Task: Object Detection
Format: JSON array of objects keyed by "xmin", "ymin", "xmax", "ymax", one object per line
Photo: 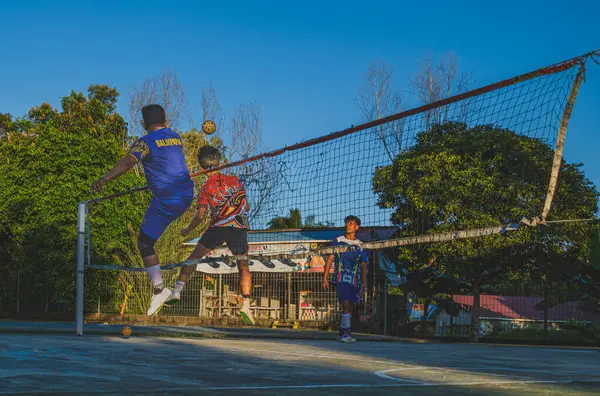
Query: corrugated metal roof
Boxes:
[{"xmin": 451, "ymin": 295, "xmax": 600, "ymax": 322}]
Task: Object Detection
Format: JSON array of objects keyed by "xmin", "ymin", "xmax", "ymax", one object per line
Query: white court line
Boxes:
[
  {"xmin": 536, "ymin": 348, "xmax": 596, "ymax": 354},
  {"xmin": 195, "ymin": 379, "xmax": 600, "ymax": 390},
  {"xmin": 374, "ymin": 368, "xmax": 428, "ymax": 383},
  {"xmin": 1, "ymin": 379, "xmax": 600, "ymax": 394},
  {"xmin": 186, "ymin": 342, "xmax": 595, "ymax": 385},
  {"xmin": 191, "ymin": 342, "xmax": 598, "ymax": 380},
  {"xmin": 375, "ymin": 367, "xmax": 534, "ymax": 382},
  {"xmin": 0, "ymin": 369, "xmax": 120, "ymax": 381},
  {"xmin": 374, "ymin": 366, "xmax": 429, "ymax": 382}
]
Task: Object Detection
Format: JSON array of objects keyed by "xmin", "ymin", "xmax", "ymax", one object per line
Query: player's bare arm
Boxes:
[
  {"xmin": 181, "ymin": 206, "xmax": 208, "ymax": 236},
  {"xmin": 90, "ymin": 154, "xmax": 138, "ymax": 193},
  {"xmin": 322, "ymin": 254, "xmax": 334, "ymax": 290},
  {"xmin": 360, "ymin": 261, "xmax": 367, "ymax": 293}
]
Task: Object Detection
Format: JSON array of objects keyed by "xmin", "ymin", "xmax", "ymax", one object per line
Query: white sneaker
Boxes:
[
  {"xmin": 147, "ymin": 287, "xmax": 171, "ymax": 316},
  {"xmin": 165, "ymin": 290, "xmax": 181, "ymax": 305},
  {"xmin": 339, "ymin": 334, "xmax": 356, "ymax": 343},
  {"xmin": 239, "ymin": 306, "xmax": 255, "ymax": 325}
]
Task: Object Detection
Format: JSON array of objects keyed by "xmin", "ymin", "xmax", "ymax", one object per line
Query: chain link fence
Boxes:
[{"xmin": 91, "ymin": 269, "xmax": 376, "ymax": 327}]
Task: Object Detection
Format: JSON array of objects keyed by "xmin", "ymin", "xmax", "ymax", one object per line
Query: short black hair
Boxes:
[
  {"xmin": 142, "ymin": 104, "xmax": 166, "ymax": 128},
  {"xmin": 197, "ymin": 145, "xmax": 221, "ymax": 169},
  {"xmin": 344, "ymin": 215, "xmax": 361, "ymax": 226}
]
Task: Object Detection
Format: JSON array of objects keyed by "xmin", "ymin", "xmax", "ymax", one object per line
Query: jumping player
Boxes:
[
  {"xmin": 91, "ymin": 104, "xmax": 194, "ymax": 316},
  {"xmin": 167, "ymin": 145, "xmax": 255, "ymax": 325},
  {"xmin": 322, "ymin": 215, "xmax": 368, "ymax": 342}
]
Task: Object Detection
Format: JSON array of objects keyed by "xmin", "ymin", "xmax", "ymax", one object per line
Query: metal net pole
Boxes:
[{"xmin": 76, "ymin": 202, "xmax": 86, "ymax": 335}]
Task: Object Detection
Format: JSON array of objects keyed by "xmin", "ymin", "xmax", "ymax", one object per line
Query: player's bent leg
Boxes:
[
  {"xmin": 229, "ymin": 228, "xmax": 254, "ymax": 325},
  {"xmin": 166, "ymin": 244, "xmax": 213, "ymax": 305},
  {"xmin": 138, "ymin": 231, "xmax": 171, "ymax": 313},
  {"xmin": 238, "ymin": 260, "xmax": 252, "ymax": 297},
  {"xmin": 140, "ymin": 197, "xmax": 189, "ymax": 316},
  {"xmin": 167, "ymin": 228, "xmax": 223, "ymax": 304},
  {"xmin": 179, "ymin": 243, "xmax": 213, "ymax": 281},
  {"xmin": 237, "ymin": 260, "xmax": 255, "ymax": 325},
  {"xmin": 158, "ymin": 190, "xmax": 194, "ymax": 307}
]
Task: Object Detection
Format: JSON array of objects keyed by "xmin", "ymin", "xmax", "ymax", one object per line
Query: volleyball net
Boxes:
[{"xmin": 75, "ymin": 50, "xmax": 599, "ymax": 333}]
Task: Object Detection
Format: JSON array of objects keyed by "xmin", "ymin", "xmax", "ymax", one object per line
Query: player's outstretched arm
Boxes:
[
  {"xmin": 90, "ymin": 154, "xmax": 138, "ymax": 193},
  {"xmin": 181, "ymin": 206, "xmax": 208, "ymax": 236}
]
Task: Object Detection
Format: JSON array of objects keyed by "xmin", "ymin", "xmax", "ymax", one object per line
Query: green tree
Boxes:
[
  {"xmin": 0, "ymin": 85, "xmax": 146, "ymax": 311},
  {"xmin": 268, "ymin": 209, "xmax": 302, "ymax": 229},
  {"xmin": 180, "ymin": 128, "xmax": 225, "ymax": 175},
  {"xmin": 372, "ymin": 121, "xmax": 598, "ymax": 341},
  {"xmin": 267, "ymin": 209, "xmax": 333, "ymax": 230}
]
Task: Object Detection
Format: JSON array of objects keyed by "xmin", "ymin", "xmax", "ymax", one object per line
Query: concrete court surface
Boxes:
[{"xmin": 1, "ymin": 332, "xmax": 600, "ymax": 395}]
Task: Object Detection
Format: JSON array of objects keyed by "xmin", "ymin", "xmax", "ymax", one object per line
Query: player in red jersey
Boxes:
[{"xmin": 166, "ymin": 146, "xmax": 255, "ymax": 325}]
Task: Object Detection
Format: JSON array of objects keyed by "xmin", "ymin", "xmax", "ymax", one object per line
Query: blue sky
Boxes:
[{"xmin": 1, "ymin": 0, "xmax": 599, "ymax": 190}]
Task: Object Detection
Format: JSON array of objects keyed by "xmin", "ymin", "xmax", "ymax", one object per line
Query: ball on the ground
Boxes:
[
  {"xmin": 202, "ymin": 120, "xmax": 217, "ymax": 135},
  {"xmin": 122, "ymin": 326, "xmax": 132, "ymax": 337}
]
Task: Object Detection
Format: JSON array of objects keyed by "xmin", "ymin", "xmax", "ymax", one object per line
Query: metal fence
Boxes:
[
  {"xmin": 5, "ymin": 266, "xmax": 598, "ymax": 340},
  {"xmin": 390, "ymin": 293, "xmax": 600, "ymax": 338},
  {"xmin": 0, "ymin": 271, "xmax": 74, "ymax": 315},
  {"xmin": 91, "ymin": 270, "xmax": 376, "ymax": 326}
]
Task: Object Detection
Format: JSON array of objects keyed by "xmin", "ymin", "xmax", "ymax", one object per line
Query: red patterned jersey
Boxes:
[{"xmin": 197, "ymin": 173, "xmax": 249, "ymax": 229}]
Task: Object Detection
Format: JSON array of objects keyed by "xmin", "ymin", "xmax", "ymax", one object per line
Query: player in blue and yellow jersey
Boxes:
[
  {"xmin": 322, "ymin": 215, "xmax": 368, "ymax": 342},
  {"xmin": 91, "ymin": 104, "xmax": 194, "ymax": 316}
]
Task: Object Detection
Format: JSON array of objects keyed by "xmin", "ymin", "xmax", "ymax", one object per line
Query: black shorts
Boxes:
[{"xmin": 198, "ymin": 227, "xmax": 249, "ymax": 255}]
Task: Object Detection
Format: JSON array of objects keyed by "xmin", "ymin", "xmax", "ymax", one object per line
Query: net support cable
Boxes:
[{"xmin": 541, "ymin": 64, "xmax": 586, "ymax": 220}]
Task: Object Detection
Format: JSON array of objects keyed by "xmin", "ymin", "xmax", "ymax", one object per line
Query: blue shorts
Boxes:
[
  {"xmin": 140, "ymin": 194, "xmax": 193, "ymax": 241},
  {"xmin": 337, "ymin": 283, "xmax": 361, "ymax": 304}
]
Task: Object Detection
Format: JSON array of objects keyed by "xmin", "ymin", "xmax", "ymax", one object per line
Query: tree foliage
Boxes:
[
  {"xmin": 372, "ymin": 121, "xmax": 599, "ymax": 340},
  {"xmin": 267, "ymin": 208, "xmax": 333, "ymax": 230},
  {"xmin": 0, "ymin": 86, "xmax": 146, "ymax": 307}
]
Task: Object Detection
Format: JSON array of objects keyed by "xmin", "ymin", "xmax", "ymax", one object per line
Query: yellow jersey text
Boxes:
[{"xmin": 155, "ymin": 138, "xmax": 182, "ymax": 148}]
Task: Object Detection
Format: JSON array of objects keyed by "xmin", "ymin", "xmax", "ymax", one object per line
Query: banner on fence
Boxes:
[{"xmin": 186, "ymin": 228, "xmax": 398, "ymax": 274}]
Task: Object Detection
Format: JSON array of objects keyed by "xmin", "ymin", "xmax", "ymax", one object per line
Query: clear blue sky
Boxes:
[{"xmin": 1, "ymin": 0, "xmax": 599, "ymax": 189}]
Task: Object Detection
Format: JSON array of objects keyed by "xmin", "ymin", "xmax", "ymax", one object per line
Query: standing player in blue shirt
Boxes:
[
  {"xmin": 322, "ymin": 215, "xmax": 368, "ymax": 342},
  {"xmin": 91, "ymin": 104, "xmax": 194, "ymax": 316}
]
